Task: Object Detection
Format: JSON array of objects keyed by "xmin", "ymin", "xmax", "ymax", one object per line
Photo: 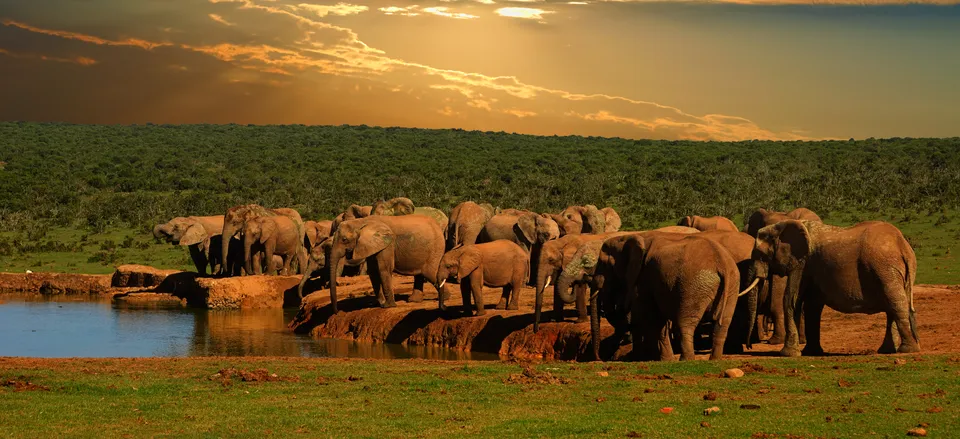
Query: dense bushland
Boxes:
[{"xmin": 1, "ymin": 122, "xmax": 958, "ymax": 233}]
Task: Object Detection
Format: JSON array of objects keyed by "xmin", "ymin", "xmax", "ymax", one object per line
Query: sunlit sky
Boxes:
[{"xmin": 1, "ymin": 0, "xmax": 959, "ymax": 140}]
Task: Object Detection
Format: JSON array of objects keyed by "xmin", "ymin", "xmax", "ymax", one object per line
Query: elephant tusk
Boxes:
[
  {"xmin": 738, "ymin": 277, "xmax": 760, "ymax": 297},
  {"xmin": 438, "ymin": 279, "xmax": 446, "ymax": 289},
  {"xmin": 544, "ymin": 275, "xmax": 551, "ymax": 290}
]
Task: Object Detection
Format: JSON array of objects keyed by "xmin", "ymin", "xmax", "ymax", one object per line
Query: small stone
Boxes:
[
  {"xmin": 660, "ymin": 407, "xmax": 674, "ymax": 414},
  {"xmin": 724, "ymin": 368, "xmax": 745, "ymax": 378},
  {"xmin": 597, "ymin": 371, "xmax": 609, "ymax": 377},
  {"xmin": 894, "ymin": 359, "xmax": 907, "ymax": 365},
  {"xmin": 703, "ymin": 391, "xmax": 719, "ymax": 401},
  {"xmin": 907, "ymin": 427, "xmax": 928, "ymax": 437},
  {"xmin": 700, "ymin": 422, "xmax": 711, "ymax": 428},
  {"xmin": 703, "ymin": 406, "xmax": 720, "ymax": 416},
  {"xmin": 626, "ymin": 432, "xmax": 642, "ymax": 438}
]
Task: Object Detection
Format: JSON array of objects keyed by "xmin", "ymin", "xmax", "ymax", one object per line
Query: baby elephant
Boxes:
[{"xmin": 436, "ymin": 240, "xmax": 529, "ymax": 316}]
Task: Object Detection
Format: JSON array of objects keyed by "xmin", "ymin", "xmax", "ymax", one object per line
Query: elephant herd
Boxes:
[{"xmin": 154, "ymin": 201, "xmax": 921, "ymax": 361}]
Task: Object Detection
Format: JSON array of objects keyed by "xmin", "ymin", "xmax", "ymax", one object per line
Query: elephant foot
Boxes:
[
  {"xmin": 878, "ymin": 341, "xmax": 897, "ymax": 355},
  {"xmin": 575, "ymin": 316, "xmax": 588, "ymax": 324},
  {"xmin": 379, "ymin": 299, "xmax": 397, "ymax": 308},
  {"xmin": 506, "ymin": 303, "xmax": 519, "ymax": 311},
  {"xmin": 495, "ymin": 300, "xmax": 507, "ymax": 310},
  {"xmin": 801, "ymin": 345, "xmax": 825, "ymax": 357},
  {"xmin": 766, "ymin": 334, "xmax": 785, "ymax": 345},
  {"xmin": 897, "ymin": 343, "xmax": 920, "ymax": 354},
  {"xmin": 779, "ymin": 346, "xmax": 802, "ymax": 357},
  {"xmin": 408, "ymin": 290, "xmax": 424, "ymax": 303},
  {"xmin": 472, "ymin": 308, "xmax": 486, "ymax": 317}
]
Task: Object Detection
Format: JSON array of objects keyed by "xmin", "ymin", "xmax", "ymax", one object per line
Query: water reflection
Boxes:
[{"xmin": 0, "ymin": 296, "xmax": 498, "ymax": 360}]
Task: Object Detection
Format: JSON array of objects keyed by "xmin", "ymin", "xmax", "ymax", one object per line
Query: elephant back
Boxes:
[{"xmin": 413, "ymin": 207, "xmax": 449, "ymax": 234}]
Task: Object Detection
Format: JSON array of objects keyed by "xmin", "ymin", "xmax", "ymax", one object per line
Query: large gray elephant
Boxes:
[
  {"xmin": 752, "ymin": 220, "xmax": 919, "ymax": 357},
  {"xmin": 242, "ymin": 215, "xmax": 307, "ymax": 276},
  {"xmin": 219, "ymin": 204, "xmax": 304, "ymax": 276},
  {"xmin": 742, "ymin": 207, "xmax": 821, "ymax": 344},
  {"xmin": 447, "ymin": 201, "xmax": 496, "ymax": 250},
  {"xmin": 327, "ymin": 215, "xmax": 446, "ymax": 312},
  {"xmin": 479, "ymin": 210, "xmax": 560, "ymax": 286},
  {"xmin": 153, "ymin": 215, "xmax": 242, "ymax": 275}
]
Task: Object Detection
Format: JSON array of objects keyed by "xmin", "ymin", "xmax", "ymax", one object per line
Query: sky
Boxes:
[{"xmin": 1, "ymin": 0, "xmax": 959, "ymax": 141}]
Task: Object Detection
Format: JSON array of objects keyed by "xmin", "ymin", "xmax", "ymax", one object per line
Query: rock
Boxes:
[
  {"xmin": 703, "ymin": 391, "xmax": 719, "ymax": 401},
  {"xmin": 724, "ymin": 368, "xmax": 745, "ymax": 378},
  {"xmin": 194, "ymin": 275, "xmax": 302, "ymax": 309},
  {"xmin": 703, "ymin": 406, "xmax": 720, "ymax": 416},
  {"xmin": 700, "ymin": 422, "xmax": 711, "ymax": 428},
  {"xmin": 111, "ymin": 265, "xmax": 181, "ymax": 288},
  {"xmin": 894, "ymin": 358, "xmax": 907, "ymax": 365},
  {"xmin": 659, "ymin": 407, "xmax": 674, "ymax": 414},
  {"xmin": 597, "ymin": 371, "xmax": 609, "ymax": 377},
  {"xmin": 0, "ymin": 272, "xmax": 112, "ymax": 295},
  {"xmin": 907, "ymin": 427, "xmax": 928, "ymax": 437}
]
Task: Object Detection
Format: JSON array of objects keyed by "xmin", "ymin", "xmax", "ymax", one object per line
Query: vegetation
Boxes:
[
  {"xmin": 0, "ymin": 123, "xmax": 957, "ymax": 280},
  {"xmin": 0, "ymin": 355, "xmax": 956, "ymax": 438}
]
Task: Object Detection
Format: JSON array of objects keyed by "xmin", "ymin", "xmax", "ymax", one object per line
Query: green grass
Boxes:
[{"xmin": 0, "ymin": 356, "xmax": 957, "ymax": 438}]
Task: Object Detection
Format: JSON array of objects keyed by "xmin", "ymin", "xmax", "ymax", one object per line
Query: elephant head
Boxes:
[
  {"xmin": 243, "ymin": 217, "xmax": 280, "ymax": 275},
  {"xmin": 601, "ymin": 207, "xmax": 621, "ymax": 232},
  {"xmin": 533, "ymin": 238, "xmax": 569, "ymax": 333},
  {"xmin": 515, "ymin": 213, "xmax": 560, "ymax": 249},
  {"xmin": 544, "ymin": 213, "xmax": 578, "ymax": 236},
  {"xmin": 304, "ymin": 220, "xmax": 332, "ymax": 250},
  {"xmin": 298, "ymin": 238, "xmax": 331, "ymax": 299},
  {"xmin": 155, "ymin": 216, "xmax": 210, "ymax": 254},
  {"xmin": 752, "ymin": 220, "xmax": 810, "ymax": 278},
  {"xmin": 560, "ymin": 205, "xmax": 607, "ymax": 234},
  {"xmin": 371, "ymin": 197, "xmax": 415, "ymax": 216},
  {"xmin": 328, "ymin": 219, "xmax": 395, "ymax": 312},
  {"xmin": 344, "ymin": 204, "xmax": 373, "ymax": 221},
  {"xmin": 555, "ymin": 240, "xmax": 605, "ymax": 358}
]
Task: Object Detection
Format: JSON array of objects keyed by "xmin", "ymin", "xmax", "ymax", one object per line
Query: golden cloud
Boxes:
[
  {"xmin": 422, "ymin": 7, "xmax": 480, "ymax": 19},
  {"xmin": 208, "ymin": 14, "xmax": 237, "ymax": 26},
  {"xmin": 294, "ymin": 3, "xmax": 369, "ymax": 17},
  {"xmin": 2, "ymin": 20, "xmax": 171, "ymax": 50},
  {"xmin": 379, "ymin": 6, "xmax": 421, "ymax": 16},
  {"xmin": 494, "ymin": 7, "xmax": 554, "ymax": 22},
  {"xmin": 0, "ymin": 47, "xmax": 97, "ymax": 66}
]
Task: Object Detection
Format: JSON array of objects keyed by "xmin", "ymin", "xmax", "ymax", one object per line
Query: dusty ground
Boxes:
[{"xmin": 293, "ymin": 276, "xmax": 960, "ymax": 360}]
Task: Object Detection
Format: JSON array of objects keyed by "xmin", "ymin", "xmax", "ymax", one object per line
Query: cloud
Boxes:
[
  {"xmin": 2, "ymin": 19, "xmax": 171, "ymax": 50},
  {"xmin": 495, "ymin": 7, "xmax": 554, "ymax": 22},
  {"xmin": 422, "ymin": 7, "xmax": 480, "ymax": 19},
  {"xmin": 0, "ymin": 47, "xmax": 97, "ymax": 66},
  {"xmin": 379, "ymin": 5, "xmax": 422, "ymax": 15},
  {"xmin": 294, "ymin": 3, "xmax": 369, "ymax": 17},
  {"xmin": 3, "ymin": 2, "xmax": 816, "ymax": 141},
  {"xmin": 208, "ymin": 14, "xmax": 236, "ymax": 26}
]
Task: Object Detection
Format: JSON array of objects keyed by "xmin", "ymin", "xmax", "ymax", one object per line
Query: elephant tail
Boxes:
[
  {"xmin": 904, "ymin": 253, "xmax": 919, "ymax": 344},
  {"xmin": 711, "ymin": 269, "xmax": 736, "ymax": 324}
]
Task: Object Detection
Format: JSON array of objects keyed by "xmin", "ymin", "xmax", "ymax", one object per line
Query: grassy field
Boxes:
[{"xmin": 0, "ymin": 355, "xmax": 957, "ymax": 438}]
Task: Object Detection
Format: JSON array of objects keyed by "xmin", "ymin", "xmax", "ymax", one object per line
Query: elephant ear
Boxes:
[
  {"xmin": 457, "ymin": 248, "xmax": 482, "ymax": 280},
  {"xmin": 388, "ymin": 197, "xmax": 415, "ymax": 216},
  {"xmin": 538, "ymin": 215, "xmax": 560, "ymax": 242},
  {"xmin": 745, "ymin": 209, "xmax": 769, "ymax": 237},
  {"xmin": 583, "ymin": 205, "xmax": 606, "ymax": 234},
  {"xmin": 479, "ymin": 203, "xmax": 496, "ymax": 220},
  {"xmin": 180, "ymin": 223, "xmax": 207, "ymax": 247},
  {"xmin": 258, "ymin": 219, "xmax": 278, "ymax": 245},
  {"xmin": 516, "ymin": 213, "xmax": 538, "ymax": 245},
  {"xmin": 678, "ymin": 216, "xmax": 693, "ymax": 227},
  {"xmin": 354, "ymin": 222, "xmax": 394, "ymax": 260},
  {"xmin": 774, "ymin": 220, "xmax": 810, "ymax": 270},
  {"xmin": 347, "ymin": 204, "xmax": 367, "ymax": 219},
  {"xmin": 601, "ymin": 207, "xmax": 621, "ymax": 232}
]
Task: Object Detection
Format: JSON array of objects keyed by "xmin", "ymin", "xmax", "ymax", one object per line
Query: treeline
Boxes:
[{"xmin": 1, "ymin": 122, "xmax": 958, "ymax": 234}]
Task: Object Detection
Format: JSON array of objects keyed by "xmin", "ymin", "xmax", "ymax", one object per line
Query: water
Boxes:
[{"xmin": 0, "ymin": 296, "xmax": 498, "ymax": 360}]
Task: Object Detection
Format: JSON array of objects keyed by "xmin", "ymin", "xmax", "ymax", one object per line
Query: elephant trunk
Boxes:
[
  {"xmin": 590, "ymin": 288, "xmax": 601, "ymax": 361},
  {"xmin": 555, "ymin": 272, "xmax": 579, "ymax": 304},
  {"xmin": 298, "ymin": 258, "xmax": 316, "ymax": 299},
  {"xmin": 533, "ymin": 262, "xmax": 555, "ymax": 333},
  {"xmin": 153, "ymin": 224, "xmax": 168, "ymax": 241},
  {"xmin": 328, "ymin": 244, "xmax": 345, "ymax": 313},
  {"xmin": 743, "ymin": 260, "xmax": 759, "ymax": 349},
  {"xmin": 221, "ymin": 222, "xmax": 238, "ymax": 276},
  {"xmin": 243, "ymin": 233, "xmax": 256, "ymax": 276},
  {"xmin": 436, "ymin": 266, "xmax": 450, "ymax": 311}
]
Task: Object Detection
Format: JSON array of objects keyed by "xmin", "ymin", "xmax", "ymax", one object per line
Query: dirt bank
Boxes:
[
  {"xmin": 292, "ymin": 278, "xmax": 960, "ymax": 361},
  {"xmin": 0, "ymin": 272, "xmax": 112, "ymax": 296}
]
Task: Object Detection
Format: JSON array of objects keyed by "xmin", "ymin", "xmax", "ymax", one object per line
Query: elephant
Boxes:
[
  {"xmin": 304, "ymin": 220, "xmax": 332, "ymax": 250},
  {"xmin": 751, "ymin": 219, "xmax": 919, "ymax": 357},
  {"xmin": 242, "ymin": 215, "xmax": 308, "ymax": 276},
  {"xmin": 435, "ymin": 240, "xmax": 529, "ymax": 315},
  {"xmin": 678, "ymin": 215, "xmax": 739, "ymax": 232},
  {"xmin": 478, "ymin": 210, "xmax": 560, "ymax": 286},
  {"xmin": 557, "ymin": 205, "xmax": 608, "ymax": 235},
  {"xmin": 532, "ymin": 226, "xmax": 700, "ymax": 333},
  {"xmin": 742, "ymin": 207, "xmax": 821, "ymax": 344},
  {"xmin": 298, "ymin": 238, "xmax": 332, "ymax": 299},
  {"xmin": 327, "ymin": 214, "xmax": 446, "ymax": 313},
  {"xmin": 371, "ymin": 197, "xmax": 415, "ymax": 216},
  {"xmin": 153, "ymin": 215, "xmax": 242, "ymax": 275},
  {"xmin": 601, "ymin": 207, "xmax": 622, "ymax": 233},
  {"xmin": 447, "ymin": 201, "xmax": 496, "ymax": 250},
  {"xmin": 219, "ymin": 204, "xmax": 304, "ymax": 276},
  {"xmin": 412, "ymin": 207, "xmax": 449, "ymax": 240}
]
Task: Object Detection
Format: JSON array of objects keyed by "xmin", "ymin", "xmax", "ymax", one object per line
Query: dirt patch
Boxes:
[
  {"xmin": 2, "ymin": 377, "xmax": 50, "ymax": 392},
  {"xmin": 0, "ymin": 272, "xmax": 111, "ymax": 295},
  {"xmin": 209, "ymin": 368, "xmax": 300, "ymax": 384},
  {"xmin": 194, "ymin": 275, "xmax": 301, "ymax": 309},
  {"xmin": 111, "ymin": 265, "xmax": 181, "ymax": 288},
  {"xmin": 504, "ymin": 366, "xmax": 572, "ymax": 385}
]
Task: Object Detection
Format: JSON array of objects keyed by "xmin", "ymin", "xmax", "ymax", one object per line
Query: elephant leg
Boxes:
[
  {"xmin": 373, "ymin": 256, "xmax": 396, "ymax": 308},
  {"xmin": 768, "ymin": 276, "xmax": 786, "ymax": 345},
  {"xmin": 369, "ymin": 263, "xmax": 382, "ymax": 301},
  {"xmin": 409, "ymin": 275, "xmax": 425, "ymax": 303},
  {"xmin": 779, "ymin": 271, "xmax": 804, "ymax": 357},
  {"xmin": 800, "ymin": 294, "xmax": 825, "ymax": 356},
  {"xmin": 188, "ymin": 245, "xmax": 208, "ymax": 275},
  {"xmin": 797, "ymin": 308, "xmax": 807, "ymax": 345},
  {"xmin": 575, "ymin": 283, "xmax": 588, "ymax": 323},
  {"xmin": 677, "ymin": 321, "xmax": 696, "ymax": 361},
  {"xmin": 658, "ymin": 319, "xmax": 675, "ymax": 362},
  {"xmin": 552, "ymin": 286, "xmax": 565, "ymax": 323},
  {"xmin": 710, "ymin": 314, "xmax": 734, "ymax": 361},
  {"xmin": 495, "ymin": 278, "xmax": 508, "ymax": 311},
  {"xmin": 460, "ymin": 280, "xmax": 474, "ymax": 316},
  {"xmin": 879, "ymin": 314, "xmax": 898, "ymax": 354},
  {"xmin": 470, "ymin": 275, "xmax": 485, "ymax": 316}
]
